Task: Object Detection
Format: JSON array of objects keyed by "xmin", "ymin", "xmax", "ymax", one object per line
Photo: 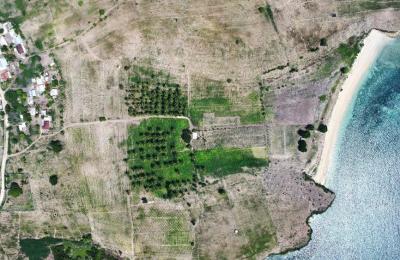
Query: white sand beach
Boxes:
[{"xmin": 314, "ymin": 30, "xmax": 394, "ymax": 185}]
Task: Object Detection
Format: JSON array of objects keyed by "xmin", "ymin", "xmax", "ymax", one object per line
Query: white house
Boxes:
[
  {"xmin": 50, "ymin": 88, "xmax": 58, "ymax": 98},
  {"xmin": 0, "ymin": 56, "xmax": 8, "ymax": 70},
  {"xmin": 29, "ymin": 107, "xmax": 36, "ymax": 117},
  {"xmin": 18, "ymin": 122, "xmax": 27, "ymax": 132}
]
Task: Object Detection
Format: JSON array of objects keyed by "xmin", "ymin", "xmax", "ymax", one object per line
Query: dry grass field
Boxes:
[{"xmin": 0, "ymin": 0, "xmax": 399, "ymax": 259}]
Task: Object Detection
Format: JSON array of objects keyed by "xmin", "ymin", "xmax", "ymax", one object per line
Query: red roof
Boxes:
[
  {"xmin": 42, "ymin": 120, "xmax": 50, "ymax": 130},
  {"xmin": 16, "ymin": 44, "xmax": 24, "ymax": 54},
  {"xmin": 0, "ymin": 71, "xmax": 9, "ymax": 81}
]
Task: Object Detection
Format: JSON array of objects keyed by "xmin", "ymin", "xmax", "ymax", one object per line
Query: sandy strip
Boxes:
[{"xmin": 314, "ymin": 30, "xmax": 394, "ymax": 185}]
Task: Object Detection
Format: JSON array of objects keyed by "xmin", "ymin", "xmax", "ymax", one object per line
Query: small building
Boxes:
[
  {"xmin": 192, "ymin": 132, "xmax": 199, "ymax": 140},
  {"xmin": 41, "ymin": 116, "xmax": 52, "ymax": 133},
  {"xmin": 32, "ymin": 76, "xmax": 46, "ymax": 94},
  {"xmin": 18, "ymin": 122, "xmax": 27, "ymax": 132},
  {"xmin": 0, "ymin": 56, "xmax": 8, "ymax": 70},
  {"xmin": 15, "ymin": 43, "xmax": 26, "ymax": 55},
  {"xmin": 0, "ymin": 22, "xmax": 11, "ymax": 36},
  {"xmin": 50, "ymin": 88, "xmax": 58, "ymax": 98},
  {"xmin": 0, "ymin": 36, "xmax": 7, "ymax": 46},
  {"xmin": 29, "ymin": 107, "xmax": 36, "ymax": 117},
  {"xmin": 27, "ymin": 96, "xmax": 34, "ymax": 105},
  {"xmin": 0, "ymin": 70, "xmax": 10, "ymax": 82},
  {"xmin": 28, "ymin": 89, "xmax": 37, "ymax": 97}
]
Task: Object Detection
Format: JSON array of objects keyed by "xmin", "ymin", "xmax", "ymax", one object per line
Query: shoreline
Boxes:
[{"xmin": 313, "ymin": 29, "xmax": 394, "ymax": 185}]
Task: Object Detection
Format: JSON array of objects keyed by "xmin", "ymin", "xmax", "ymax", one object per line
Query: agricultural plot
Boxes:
[
  {"xmin": 126, "ymin": 118, "xmax": 269, "ymax": 197},
  {"xmin": 126, "ymin": 118, "xmax": 196, "ymax": 198},
  {"xmin": 189, "ymin": 85, "xmax": 266, "ymax": 126},
  {"xmin": 195, "ymin": 147, "xmax": 268, "ymax": 178},
  {"xmin": 124, "ymin": 65, "xmax": 187, "ymax": 116},
  {"xmin": 132, "ymin": 204, "xmax": 193, "ymax": 259}
]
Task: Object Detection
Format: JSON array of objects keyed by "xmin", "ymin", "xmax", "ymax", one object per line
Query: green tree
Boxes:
[
  {"xmin": 297, "ymin": 139, "xmax": 307, "ymax": 152},
  {"xmin": 9, "ymin": 182, "xmax": 23, "ymax": 197},
  {"xmin": 48, "ymin": 140, "xmax": 63, "ymax": 153},
  {"xmin": 317, "ymin": 123, "xmax": 328, "ymax": 133},
  {"xmin": 49, "ymin": 175, "xmax": 58, "ymax": 185},
  {"xmin": 297, "ymin": 129, "xmax": 311, "ymax": 138}
]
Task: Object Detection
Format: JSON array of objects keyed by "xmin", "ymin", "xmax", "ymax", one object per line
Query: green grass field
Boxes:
[{"xmin": 195, "ymin": 147, "xmax": 268, "ymax": 177}]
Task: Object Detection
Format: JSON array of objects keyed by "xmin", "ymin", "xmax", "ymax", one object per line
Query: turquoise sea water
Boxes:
[{"xmin": 272, "ymin": 37, "xmax": 400, "ymax": 259}]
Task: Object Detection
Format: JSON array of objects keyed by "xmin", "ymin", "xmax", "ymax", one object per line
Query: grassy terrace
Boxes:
[
  {"xmin": 195, "ymin": 147, "xmax": 268, "ymax": 178},
  {"xmin": 126, "ymin": 118, "xmax": 196, "ymax": 198},
  {"xmin": 189, "ymin": 91, "xmax": 265, "ymax": 125}
]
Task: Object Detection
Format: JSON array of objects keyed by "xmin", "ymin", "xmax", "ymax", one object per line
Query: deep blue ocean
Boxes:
[{"xmin": 271, "ymin": 37, "xmax": 400, "ymax": 259}]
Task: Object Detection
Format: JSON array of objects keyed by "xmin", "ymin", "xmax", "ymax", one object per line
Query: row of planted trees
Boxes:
[{"xmin": 123, "ymin": 66, "xmax": 187, "ymax": 116}]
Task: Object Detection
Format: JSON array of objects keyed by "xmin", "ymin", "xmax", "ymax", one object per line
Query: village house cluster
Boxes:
[
  {"xmin": 0, "ymin": 22, "xmax": 26, "ymax": 82},
  {"xmin": 0, "ymin": 22, "xmax": 61, "ymax": 135},
  {"xmin": 25, "ymin": 68, "xmax": 60, "ymax": 134}
]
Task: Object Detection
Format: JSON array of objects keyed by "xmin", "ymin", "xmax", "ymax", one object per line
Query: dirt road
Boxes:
[{"xmin": 0, "ymin": 88, "xmax": 9, "ymax": 206}]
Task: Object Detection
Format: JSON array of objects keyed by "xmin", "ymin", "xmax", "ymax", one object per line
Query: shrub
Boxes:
[
  {"xmin": 305, "ymin": 124, "xmax": 314, "ymax": 131},
  {"xmin": 181, "ymin": 128, "xmax": 192, "ymax": 144},
  {"xmin": 297, "ymin": 129, "xmax": 311, "ymax": 138},
  {"xmin": 99, "ymin": 9, "xmax": 105, "ymax": 16},
  {"xmin": 49, "ymin": 175, "xmax": 58, "ymax": 185},
  {"xmin": 48, "ymin": 140, "xmax": 63, "ymax": 153},
  {"xmin": 99, "ymin": 116, "xmax": 107, "ymax": 121},
  {"xmin": 317, "ymin": 123, "xmax": 328, "ymax": 133},
  {"xmin": 340, "ymin": 66, "xmax": 349, "ymax": 74},
  {"xmin": 319, "ymin": 95, "xmax": 327, "ymax": 102},
  {"xmin": 217, "ymin": 187, "xmax": 226, "ymax": 194},
  {"xmin": 297, "ymin": 139, "xmax": 307, "ymax": 152},
  {"xmin": 34, "ymin": 39, "xmax": 44, "ymax": 50},
  {"xmin": 320, "ymin": 38, "xmax": 328, "ymax": 46},
  {"xmin": 9, "ymin": 182, "xmax": 23, "ymax": 197}
]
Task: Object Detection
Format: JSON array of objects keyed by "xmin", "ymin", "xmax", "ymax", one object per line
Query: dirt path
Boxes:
[
  {"xmin": 8, "ymin": 115, "xmax": 193, "ymax": 158},
  {"xmin": 0, "ymin": 88, "xmax": 10, "ymax": 206}
]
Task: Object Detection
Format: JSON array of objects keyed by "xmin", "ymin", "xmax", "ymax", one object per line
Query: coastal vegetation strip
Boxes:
[{"xmin": 314, "ymin": 30, "xmax": 393, "ymax": 185}]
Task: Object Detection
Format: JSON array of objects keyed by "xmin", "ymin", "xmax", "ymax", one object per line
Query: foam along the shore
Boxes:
[{"xmin": 314, "ymin": 30, "xmax": 394, "ymax": 185}]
